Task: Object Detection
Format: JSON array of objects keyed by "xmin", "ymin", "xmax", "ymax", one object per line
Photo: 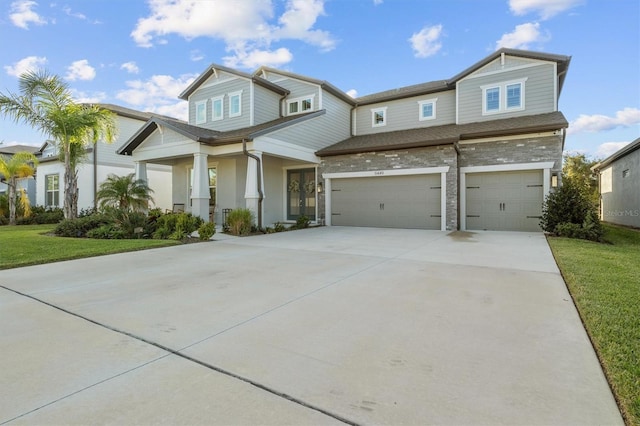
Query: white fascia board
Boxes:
[
  {"xmin": 323, "ymin": 166, "xmax": 449, "ymax": 179},
  {"xmin": 131, "ymin": 142, "xmax": 200, "ymax": 163},
  {"xmin": 460, "ymin": 162, "xmax": 554, "ymax": 173},
  {"xmin": 254, "ymin": 136, "xmax": 320, "ymax": 163}
]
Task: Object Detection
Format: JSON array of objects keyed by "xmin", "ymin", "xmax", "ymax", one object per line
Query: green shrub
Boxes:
[
  {"xmin": 54, "ymin": 214, "xmax": 110, "ymax": 237},
  {"xmin": 101, "ymin": 207, "xmax": 150, "ymax": 239},
  {"xmin": 198, "ymin": 222, "xmax": 216, "ymax": 241},
  {"xmin": 0, "ymin": 216, "xmax": 8, "ymax": 226},
  {"xmin": 153, "ymin": 212, "xmax": 203, "ymax": 240},
  {"xmin": 86, "ymin": 224, "xmax": 125, "ymax": 239},
  {"xmin": 226, "ymin": 208, "xmax": 253, "ymax": 236},
  {"xmin": 541, "ymin": 178, "xmax": 604, "ymax": 241},
  {"xmin": 295, "ymin": 215, "xmax": 310, "ymax": 229},
  {"xmin": 273, "ymin": 222, "xmax": 286, "ymax": 232},
  {"xmin": 16, "ymin": 206, "xmax": 64, "ymax": 225}
]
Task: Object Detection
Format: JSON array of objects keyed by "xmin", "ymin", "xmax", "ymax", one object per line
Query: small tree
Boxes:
[
  {"xmin": 0, "ymin": 152, "xmax": 38, "ymax": 225},
  {"xmin": 96, "ymin": 173, "xmax": 154, "ymax": 212},
  {"xmin": 563, "ymin": 152, "xmax": 600, "ymax": 205}
]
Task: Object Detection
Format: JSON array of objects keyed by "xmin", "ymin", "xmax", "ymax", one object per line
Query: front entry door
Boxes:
[{"xmin": 287, "ymin": 168, "xmax": 316, "ymax": 221}]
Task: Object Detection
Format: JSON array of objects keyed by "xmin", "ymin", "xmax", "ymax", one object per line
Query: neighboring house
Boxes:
[
  {"xmin": 592, "ymin": 137, "xmax": 640, "ymax": 228},
  {"xmin": 36, "ymin": 104, "xmax": 173, "ymax": 212},
  {"xmin": 0, "ymin": 144, "xmax": 38, "ymax": 206},
  {"xmin": 119, "ymin": 48, "xmax": 571, "ymax": 231}
]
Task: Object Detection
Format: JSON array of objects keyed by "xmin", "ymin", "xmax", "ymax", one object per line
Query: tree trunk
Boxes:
[
  {"xmin": 63, "ymin": 140, "xmax": 76, "ymax": 219},
  {"xmin": 8, "ymin": 177, "xmax": 16, "ymax": 225}
]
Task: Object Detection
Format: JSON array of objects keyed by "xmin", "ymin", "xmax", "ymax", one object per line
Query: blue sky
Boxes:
[{"xmin": 1, "ymin": 0, "xmax": 638, "ymax": 159}]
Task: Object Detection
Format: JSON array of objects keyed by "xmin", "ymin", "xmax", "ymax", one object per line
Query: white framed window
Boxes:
[
  {"xmin": 45, "ymin": 174, "xmax": 59, "ymax": 207},
  {"xmin": 195, "ymin": 100, "xmax": 207, "ymax": 124},
  {"xmin": 229, "ymin": 90, "xmax": 242, "ymax": 117},
  {"xmin": 418, "ymin": 98, "xmax": 437, "ymax": 121},
  {"xmin": 189, "ymin": 167, "xmax": 217, "ymax": 207},
  {"xmin": 371, "ymin": 107, "xmax": 387, "ymax": 127},
  {"xmin": 482, "ymin": 78, "xmax": 527, "ymax": 115},
  {"xmin": 287, "ymin": 95, "xmax": 315, "ymax": 116},
  {"xmin": 211, "ymin": 96, "xmax": 224, "ymax": 121}
]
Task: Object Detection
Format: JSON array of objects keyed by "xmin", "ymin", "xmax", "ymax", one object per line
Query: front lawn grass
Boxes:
[
  {"xmin": 548, "ymin": 223, "xmax": 640, "ymax": 426},
  {"xmin": 0, "ymin": 224, "xmax": 179, "ymax": 270}
]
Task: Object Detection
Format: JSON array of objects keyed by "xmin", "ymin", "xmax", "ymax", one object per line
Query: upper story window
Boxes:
[
  {"xmin": 287, "ymin": 95, "xmax": 315, "ymax": 115},
  {"xmin": 195, "ymin": 100, "xmax": 207, "ymax": 124},
  {"xmin": 212, "ymin": 96, "xmax": 224, "ymax": 121},
  {"xmin": 229, "ymin": 90, "xmax": 242, "ymax": 117},
  {"xmin": 482, "ymin": 78, "xmax": 527, "ymax": 115},
  {"xmin": 418, "ymin": 98, "xmax": 437, "ymax": 121},
  {"xmin": 371, "ymin": 107, "xmax": 387, "ymax": 127}
]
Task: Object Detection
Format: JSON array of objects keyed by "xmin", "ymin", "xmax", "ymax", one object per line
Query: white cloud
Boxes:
[
  {"xmin": 115, "ymin": 74, "xmax": 196, "ymax": 121},
  {"xmin": 346, "ymin": 89, "xmax": 358, "ymax": 98},
  {"xmin": 4, "ymin": 56, "xmax": 47, "ymax": 77},
  {"xmin": 70, "ymin": 90, "xmax": 108, "ymax": 104},
  {"xmin": 568, "ymin": 108, "xmax": 640, "ymax": 135},
  {"xmin": 9, "ymin": 0, "xmax": 47, "ymax": 29},
  {"xmin": 65, "ymin": 59, "xmax": 96, "ymax": 81},
  {"xmin": 223, "ymin": 47, "xmax": 293, "ymax": 69},
  {"xmin": 595, "ymin": 141, "xmax": 632, "ymax": 159},
  {"xmin": 190, "ymin": 49, "xmax": 205, "ymax": 62},
  {"xmin": 509, "ymin": 0, "xmax": 583, "ymax": 20},
  {"xmin": 409, "ymin": 24, "xmax": 443, "ymax": 58},
  {"xmin": 373, "ymin": 0, "xmax": 383, "ymax": 4},
  {"xmin": 495, "ymin": 22, "xmax": 549, "ymax": 50},
  {"xmin": 120, "ymin": 61, "xmax": 140, "ymax": 74},
  {"xmin": 131, "ymin": 0, "xmax": 335, "ymax": 69}
]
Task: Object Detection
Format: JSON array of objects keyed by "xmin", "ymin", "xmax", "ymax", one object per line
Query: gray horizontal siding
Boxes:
[
  {"xmin": 98, "ymin": 116, "xmax": 145, "ymax": 166},
  {"xmin": 188, "ymin": 77, "xmax": 251, "ymax": 131},
  {"xmin": 355, "ymin": 90, "xmax": 456, "ymax": 135},
  {"xmin": 472, "ymin": 56, "xmax": 534, "ymax": 75},
  {"xmin": 267, "ymin": 91, "xmax": 351, "ymax": 151},
  {"xmin": 267, "ymin": 76, "xmax": 320, "ymax": 110},
  {"xmin": 457, "ymin": 63, "xmax": 556, "ymax": 124},
  {"xmin": 254, "ymin": 85, "xmax": 281, "ymax": 124}
]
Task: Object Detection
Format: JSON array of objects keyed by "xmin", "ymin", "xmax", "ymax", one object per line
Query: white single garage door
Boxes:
[
  {"xmin": 331, "ymin": 174, "xmax": 441, "ymax": 229},
  {"xmin": 466, "ymin": 170, "xmax": 543, "ymax": 231}
]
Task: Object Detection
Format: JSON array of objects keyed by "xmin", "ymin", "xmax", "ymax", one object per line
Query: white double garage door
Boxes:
[{"xmin": 323, "ymin": 163, "xmax": 552, "ymax": 231}]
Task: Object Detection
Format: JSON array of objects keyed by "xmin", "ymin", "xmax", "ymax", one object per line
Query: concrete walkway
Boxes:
[{"xmin": 0, "ymin": 227, "xmax": 622, "ymax": 425}]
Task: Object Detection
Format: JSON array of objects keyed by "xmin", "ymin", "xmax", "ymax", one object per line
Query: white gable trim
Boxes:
[
  {"xmin": 254, "ymin": 136, "xmax": 320, "ymax": 163},
  {"xmin": 458, "ymin": 61, "xmax": 550, "ymax": 83}
]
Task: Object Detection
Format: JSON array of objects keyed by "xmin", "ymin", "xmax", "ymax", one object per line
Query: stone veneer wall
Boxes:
[
  {"xmin": 457, "ymin": 134, "xmax": 563, "ymax": 172},
  {"xmin": 318, "ymin": 145, "xmax": 458, "ymax": 230}
]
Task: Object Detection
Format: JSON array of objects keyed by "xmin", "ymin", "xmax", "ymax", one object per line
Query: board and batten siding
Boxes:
[
  {"xmin": 457, "ymin": 63, "xmax": 556, "ymax": 124},
  {"xmin": 355, "ymin": 90, "xmax": 456, "ymax": 135},
  {"xmin": 254, "ymin": 85, "xmax": 282, "ymax": 124},
  {"xmin": 267, "ymin": 91, "xmax": 351, "ymax": 151},
  {"xmin": 188, "ymin": 77, "xmax": 251, "ymax": 131}
]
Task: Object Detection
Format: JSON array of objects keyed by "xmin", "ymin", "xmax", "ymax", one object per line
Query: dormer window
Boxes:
[
  {"xmin": 287, "ymin": 95, "xmax": 315, "ymax": 115},
  {"xmin": 371, "ymin": 107, "xmax": 387, "ymax": 127},
  {"xmin": 195, "ymin": 100, "xmax": 207, "ymax": 124}
]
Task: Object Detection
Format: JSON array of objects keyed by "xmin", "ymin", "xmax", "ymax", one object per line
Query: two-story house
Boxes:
[
  {"xmin": 119, "ymin": 48, "xmax": 571, "ymax": 231},
  {"xmin": 37, "ymin": 104, "xmax": 173, "ymax": 212}
]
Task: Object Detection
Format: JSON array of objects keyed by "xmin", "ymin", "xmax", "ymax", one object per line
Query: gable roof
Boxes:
[
  {"xmin": 179, "ymin": 64, "xmax": 289, "ymax": 100},
  {"xmin": 118, "ymin": 110, "xmax": 325, "ymax": 155},
  {"xmin": 592, "ymin": 137, "xmax": 640, "ymax": 171},
  {"xmin": 316, "ymin": 111, "xmax": 568, "ymax": 157},
  {"xmin": 93, "ymin": 103, "xmax": 181, "ymax": 122},
  {"xmin": 254, "ymin": 66, "xmax": 357, "ymax": 106},
  {"xmin": 356, "ymin": 48, "xmax": 571, "ymax": 106},
  {"xmin": 0, "ymin": 144, "xmax": 40, "ymax": 155}
]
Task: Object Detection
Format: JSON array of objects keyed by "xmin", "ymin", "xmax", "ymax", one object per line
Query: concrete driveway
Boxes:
[{"xmin": 0, "ymin": 227, "xmax": 622, "ymax": 425}]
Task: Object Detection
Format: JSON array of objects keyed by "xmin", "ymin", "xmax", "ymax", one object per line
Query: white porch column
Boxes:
[
  {"xmin": 134, "ymin": 161, "xmax": 149, "ymax": 212},
  {"xmin": 244, "ymin": 150, "xmax": 263, "ymax": 222},
  {"xmin": 191, "ymin": 153, "xmax": 210, "ymax": 221}
]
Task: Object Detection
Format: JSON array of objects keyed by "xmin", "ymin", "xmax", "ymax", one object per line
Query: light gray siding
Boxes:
[
  {"xmin": 98, "ymin": 116, "xmax": 146, "ymax": 167},
  {"xmin": 600, "ymin": 149, "xmax": 640, "ymax": 227},
  {"xmin": 265, "ymin": 76, "xmax": 320, "ymax": 109},
  {"xmin": 254, "ymin": 85, "xmax": 281, "ymax": 124},
  {"xmin": 457, "ymin": 63, "xmax": 556, "ymax": 124},
  {"xmin": 470, "ymin": 56, "xmax": 535, "ymax": 75},
  {"xmin": 267, "ymin": 91, "xmax": 351, "ymax": 151},
  {"xmin": 188, "ymin": 77, "xmax": 251, "ymax": 131},
  {"xmin": 355, "ymin": 90, "xmax": 456, "ymax": 135}
]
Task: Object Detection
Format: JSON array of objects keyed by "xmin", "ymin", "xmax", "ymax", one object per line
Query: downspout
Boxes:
[
  {"xmin": 93, "ymin": 142, "xmax": 98, "ymax": 210},
  {"xmin": 350, "ymin": 105, "xmax": 357, "ymax": 136},
  {"xmin": 242, "ymin": 138, "xmax": 263, "ymax": 229},
  {"xmin": 453, "ymin": 141, "xmax": 461, "ymax": 231}
]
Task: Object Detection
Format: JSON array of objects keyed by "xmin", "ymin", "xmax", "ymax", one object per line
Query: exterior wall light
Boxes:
[
  {"xmin": 317, "ymin": 181, "xmax": 323, "ymax": 193},
  {"xmin": 551, "ymin": 173, "xmax": 558, "ymax": 188}
]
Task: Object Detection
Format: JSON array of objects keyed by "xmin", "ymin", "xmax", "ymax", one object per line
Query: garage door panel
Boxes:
[
  {"xmin": 332, "ymin": 175, "xmax": 441, "ymax": 229},
  {"xmin": 466, "ymin": 170, "xmax": 543, "ymax": 232}
]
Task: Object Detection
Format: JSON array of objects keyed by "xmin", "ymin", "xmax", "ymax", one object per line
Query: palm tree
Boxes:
[
  {"xmin": 0, "ymin": 152, "xmax": 38, "ymax": 225},
  {"xmin": 96, "ymin": 173, "xmax": 154, "ymax": 211},
  {"xmin": 0, "ymin": 70, "xmax": 116, "ymax": 219}
]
